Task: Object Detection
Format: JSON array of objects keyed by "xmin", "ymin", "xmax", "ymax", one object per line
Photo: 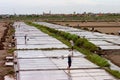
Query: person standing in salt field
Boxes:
[
  {"xmin": 67, "ymin": 54, "xmax": 72, "ymax": 73},
  {"xmin": 24, "ymin": 34, "xmax": 27, "ymax": 44},
  {"xmin": 18, "ymin": 24, "xmax": 20, "ymax": 28},
  {"xmin": 70, "ymin": 40, "xmax": 74, "ymax": 56}
]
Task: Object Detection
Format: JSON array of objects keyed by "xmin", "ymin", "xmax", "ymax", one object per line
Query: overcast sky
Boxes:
[{"xmin": 0, "ymin": 0, "xmax": 120, "ymax": 14}]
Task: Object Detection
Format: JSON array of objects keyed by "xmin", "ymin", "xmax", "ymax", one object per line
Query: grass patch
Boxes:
[
  {"xmin": 73, "ymin": 46, "xmax": 110, "ymax": 67},
  {"xmin": 86, "ymin": 54, "xmax": 110, "ymax": 67},
  {"xmin": 105, "ymin": 68, "xmax": 120, "ymax": 79},
  {"xmin": 7, "ymin": 48, "xmax": 15, "ymax": 54}
]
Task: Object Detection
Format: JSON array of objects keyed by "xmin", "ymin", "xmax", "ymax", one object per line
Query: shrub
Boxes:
[
  {"xmin": 71, "ymin": 34, "xmax": 78, "ymax": 42},
  {"xmin": 87, "ymin": 54, "xmax": 110, "ymax": 67},
  {"xmin": 7, "ymin": 49, "xmax": 15, "ymax": 54},
  {"xmin": 67, "ymin": 34, "xmax": 73, "ymax": 40},
  {"xmin": 75, "ymin": 38, "xmax": 88, "ymax": 47},
  {"xmin": 59, "ymin": 31, "xmax": 65, "ymax": 36},
  {"xmin": 50, "ymin": 28, "xmax": 58, "ymax": 33},
  {"xmin": 83, "ymin": 41, "xmax": 98, "ymax": 52},
  {"xmin": 63, "ymin": 32, "xmax": 70, "ymax": 39},
  {"xmin": 106, "ymin": 69, "xmax": 120, "ymax": 79},
  {"xmin": 75, "ymin": 38, "xmax": 83, "ymax": 46}
]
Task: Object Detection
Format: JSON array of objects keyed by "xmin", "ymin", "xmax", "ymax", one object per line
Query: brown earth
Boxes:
[
  {"xmin": 54, "ymin": 22, "xmax": 120, "ymax": 27},
  {"xmin": 92, "ymin": 27, "xmax": 120, "ymax": 34},
  {"xmin": 53, "ymin": 21, "xmax": 120, "ymax": 68},
  {"xmin": 0, "ymin": 22, "xmax": 14, "ymax": 80},
  {"xmin": 53, "ymin": 22, "xmax": 120, "ymax": 35},
  {"xmin": 0, "ymin": 50, "xmax": 13, "ymax": 80},
  {"xmin": 105, "ymin": 54, "xmax": 120, "ymax": 67}
]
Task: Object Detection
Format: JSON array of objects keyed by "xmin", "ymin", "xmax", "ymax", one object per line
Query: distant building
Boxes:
[{"xmin": 43, "ymin": 11, "xmax": 51, "ymax": 16}]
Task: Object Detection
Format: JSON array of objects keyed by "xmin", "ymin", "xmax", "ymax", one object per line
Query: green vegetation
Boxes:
[
  {"xmin": 106, "ymin": 68, "xmax": 120, "ymax": 79},
  {"xmin": 1, "ymin": 13, "xmax": 120, "ymax": 22},
  {"xmin": 8, "ymin": 28, "xmax": 15, "ymax": 36},
  {"xmin": 86, "ymin": 54, "xmax": 110, "ymax": 67},
  {"xmin": 7, "ymin": 48, "xmax": 15, "ymax": 54},
  {"xmin": 74, "ymin": 46, "xmax": 110, "ymax": 67},
  {"xmin": 26, "ymin": 22, "xmax": 120, "ymax": 79}
]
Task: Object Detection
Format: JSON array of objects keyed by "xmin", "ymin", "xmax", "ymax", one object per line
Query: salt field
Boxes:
[
  {"xmin": 14, "ymin": 22, "xmax": 116, "ymax": 80},
  {"xmin": 36, "ymin": 22, "xmax": 120, "ymax": 50}
]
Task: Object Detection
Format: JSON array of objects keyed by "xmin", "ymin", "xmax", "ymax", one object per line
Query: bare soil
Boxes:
[
  {"xmin": 0, "ymin": 50, "xmax": 13, "ymax": 80},
  {"xmin": 54, "ymin": 22, "xmax": 120, "ymax": 27},
  {"xmin": 54, "ymin": 22, "xmax": 120, "ymax": 35},
  {"xmin": 105, "ymin": 54, "xmax": 120, "ymax": 67},
  {"xmin": 93, "ymin": 27, "xmax": 120, "ymax": 34},
  {"xmin": 0, "ymin": 22, "xmax": 14, "ymax": 80},
  {"xmin": 53, "ymin": 21, "xmax": 120, "ymax": 67}
]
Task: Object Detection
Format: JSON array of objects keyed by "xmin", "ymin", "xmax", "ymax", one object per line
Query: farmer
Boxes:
[
  {"xmin": 67, "ymin": 54, "xmax": 72, "ymax": 73},
  {"xmin": 24, "ymin": 34, "xmax": 27, "ymax": 44},
  {"xmin": 70, "ymin": 40, "xmax": 74, "ymax": 56}
]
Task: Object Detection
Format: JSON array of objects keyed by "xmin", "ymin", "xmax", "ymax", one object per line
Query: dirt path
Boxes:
[{"xmin": 0, "ymin": 22, "xmax": 14, "ymax": 80}]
